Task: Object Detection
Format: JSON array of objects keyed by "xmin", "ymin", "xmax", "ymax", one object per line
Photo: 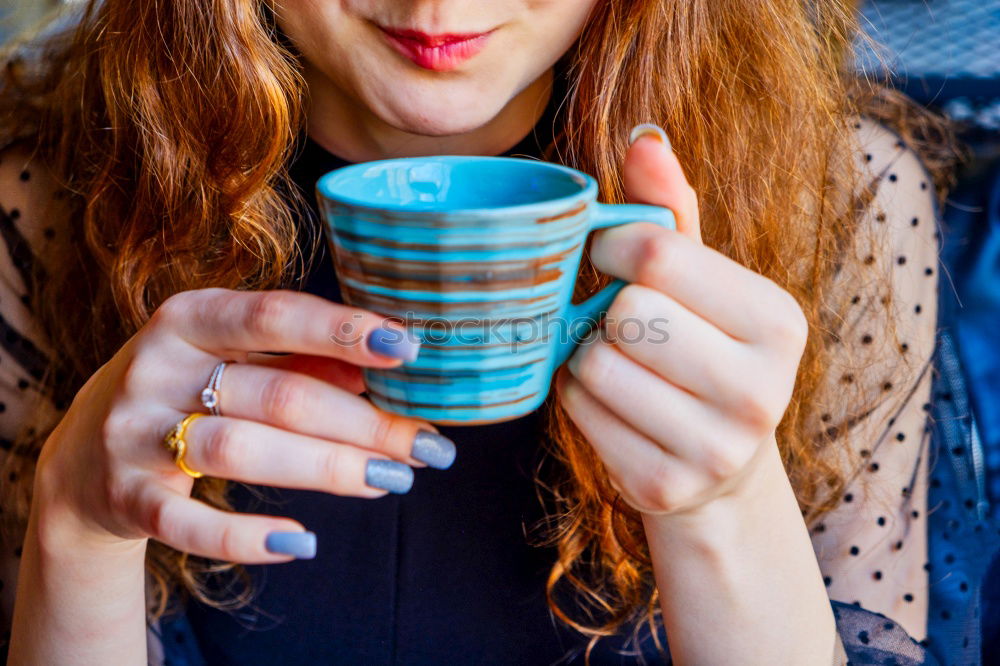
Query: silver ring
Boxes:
[{"xmin": 200, "ymin": 361, "xmax": 230, "ymax": 416}]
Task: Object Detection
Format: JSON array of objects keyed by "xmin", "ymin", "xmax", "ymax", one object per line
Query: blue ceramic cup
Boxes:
[{"xmin": 316, "ymin": 156, "xmax": 674, "ymax": 425}]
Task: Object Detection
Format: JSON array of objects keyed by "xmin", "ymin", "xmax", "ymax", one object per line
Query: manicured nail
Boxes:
[
  {"xmin": 367, "ymin": 327, "xmax": 421, "ymax": 362},
  {"xmin": 265, "ymin": 531, "xmax": 317, "ymax": 559},
  {"xmin": 411, "ymin": 430, "xmax": 457, "ymax": 469},
  {"xmin": 366, "ymin": 459, "xmax": 414, "ymax": 494},
  {"xmin": 628, "ymin": 123, "xmax": 672, "ymax": 151}
]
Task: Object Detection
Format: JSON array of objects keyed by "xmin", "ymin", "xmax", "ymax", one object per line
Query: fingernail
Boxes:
[
  {"xmin": 628, "ymin": 123, "xmax": 672, "ymax": 151},
  {"xmin": 411, "ymin": 430, "xmax": 457, "ymax": 469},
  {"xmin": 265, "ymin": 531, "xmax": 317, "ymax": 559},
  {"xmin": 366, "ymin": 459, "xmax": 414, "ymax": 494},
  {"xmin": 367, "ymin": 327, "xmax": 421, "ymax": 362}
]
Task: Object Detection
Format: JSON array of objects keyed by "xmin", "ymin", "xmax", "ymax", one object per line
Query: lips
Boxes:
[{"xmin": 378, "ymin": 26, "xmax": 493, "ymax": 72}]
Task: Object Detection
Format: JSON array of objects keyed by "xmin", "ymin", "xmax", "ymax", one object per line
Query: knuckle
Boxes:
[
  {"xmin": 103, "ymin": 475, "xmax": 132, "ymax": 518},
  {"xmin": 100, "ymin": 408, "xmax": 132, "ymax": 450},
  {"xmin": 318, "ymin": 446, "xmax": 347, "ymax": 489},
  {"xmin": 146, "ymin": 496, "xmax": 180, "ymax": 543},
  {"xmin": 702, "ymin": 444, "xmax": 744, "ymax": 481},
  {"xmin": 634, "ymin": 481, "xmax": 674, "ymax": 514},
  {"xmin": 556, "ymin": 374, "xmax": 585, "ymax": 412},
  {"xmin": 635, "ymin": 457, "xmax": 675, "ymax": 511},
  {"xmin": 153, "ymin": 291, "xmax": 194, "ymax": 328},
  {"xmin": 259, "ymin": 374, "xmax": 309, "ymax": 426},
  {"xmin": 697, "ymin": 354, "xmax": 730, "ymax": 399},
  {"xmin": 788, "ymin": 305, "xmax": 810, "ymax": 348},
  {"xmin": 200, "ymin": 421, "xmax": 244, "ymax": 473},
  {"xmin": 329, "ymin": 311, "xmax": 366, "ymax": 348},
  {"xmin": 367, "ymin": 414, "xmax": 406, "ymax": 455},
  {"xmin": 734, "ymin": 390, "xmax": 777, "ymax": 433},
  {"xmin": 635, "ymin": 232, "xmax": 678, "ymax": 288},
  {"xmin": 764, "ymin": 287, "xmax": 809, "ymax": 348},
  {"xmin": 244, "ymin": 291, "xmax": 291, "ymax": 338},
  {"xmin": 606, "ymin": 285, "xmax": 645, "ymax": 332},
  {"xmin": 572, "ymin": 344, "xmax": 612, "ymax": 390},
  {"xmin": 118, "ymin": 351, "xmax": 159, "ymax": 398},
  {"xmin": 217, "ymin": 525, "xmax": 243, "ymax": 563},
  {"xmin": 777, "ymin": 311, "xmax": 809, "ymax": 348}
]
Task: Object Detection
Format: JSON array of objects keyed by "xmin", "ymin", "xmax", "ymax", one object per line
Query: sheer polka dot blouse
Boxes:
[
  {"xmin": 0, "ymin": 144, "xmax": 75, "ymax": 658},
  {"xmin": 0, "ymin": 117, "xmax": 942, "ymax": 664},
  {"xmin": 810, "ymin": 118, "xmax": 940, "ymax": 645}
]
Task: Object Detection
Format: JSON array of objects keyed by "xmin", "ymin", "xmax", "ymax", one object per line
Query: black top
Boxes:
[{"xmin": 178, "ymin": 80, "xmax": 672, "ymax": 665}]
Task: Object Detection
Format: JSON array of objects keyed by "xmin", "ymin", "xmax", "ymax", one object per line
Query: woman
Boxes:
[{"xmin": 0, "ymin": 0, "xmax": 967, "ymax": 663}]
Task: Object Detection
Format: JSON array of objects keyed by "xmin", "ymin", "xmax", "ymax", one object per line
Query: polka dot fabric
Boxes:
[
  {"xmin": 0, "ymin": 142, "xmax": 76, "ymax": 649},
  {"xmin": 0, "ymin": 145, "xmax": 159, "ymax": 663},
  {"xmin": 811, "ymin": 118, "xmax": 940, "ymax": 649},
  {"xmin": 0, "ymin": 118, "xmax": 977, "ymax": 665}
]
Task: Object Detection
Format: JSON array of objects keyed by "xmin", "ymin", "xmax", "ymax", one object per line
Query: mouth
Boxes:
[{"xmin": 377, "ymin": 25, "xmax": 494, "ymax": 72}]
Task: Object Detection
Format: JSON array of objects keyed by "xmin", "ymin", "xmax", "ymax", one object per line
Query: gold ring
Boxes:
[{"xmin": 163, "ymin": 413, "xmax": 205, "ymax": 479}]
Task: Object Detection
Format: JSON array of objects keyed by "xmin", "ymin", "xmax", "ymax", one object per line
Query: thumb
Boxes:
[{"xmin": 623, "ymin": 124, "xmax": 701, "ymax": 243}]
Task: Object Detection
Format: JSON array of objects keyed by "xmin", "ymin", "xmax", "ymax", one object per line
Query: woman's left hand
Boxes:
[{"xmin": 557, "ymin": 124, "xmax": 810, "ymax": 518}]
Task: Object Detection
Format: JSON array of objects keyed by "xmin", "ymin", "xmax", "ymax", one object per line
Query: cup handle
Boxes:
[{"xmin": 554, "ymin": 203, "xmax": 676, "ymax": 367}]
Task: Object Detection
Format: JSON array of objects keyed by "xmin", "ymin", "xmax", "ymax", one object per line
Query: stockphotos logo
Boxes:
[{"xmin": 331, "ymin": 312, "xmax": 670, "ymax": 352}]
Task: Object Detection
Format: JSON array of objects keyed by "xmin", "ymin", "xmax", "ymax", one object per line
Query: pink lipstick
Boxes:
[{"xmin": 379, "ymin": 26, "xmax": 493, "ymax": 72}]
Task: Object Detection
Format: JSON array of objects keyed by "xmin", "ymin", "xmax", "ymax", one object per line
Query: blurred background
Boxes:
[
  {"xmin": 0, "ymin": 0, "xmax": 60, "ymax": 44},
  {"xmin": 855, "ymin": 0, "xmax": 1000, "ymax": 161}
]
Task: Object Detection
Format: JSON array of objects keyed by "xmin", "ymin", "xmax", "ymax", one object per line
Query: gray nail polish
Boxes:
[
  {"xmin": 265, "ymin": 531, "xmax": 317, "ymax": 559},
  {"xmin": 366, "ymin": 459, "xmax": 414, "ymax": 494},
  {"xmin": 367, "ymin": 327, "xmax": 421, "ymax": 362},
  {"xmin": 411, "ymin": 430, "xmax": 457, "ymax": 469}
]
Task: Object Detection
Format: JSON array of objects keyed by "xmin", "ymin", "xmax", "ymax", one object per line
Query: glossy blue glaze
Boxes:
[{"xmin": 317, "ymin": 156, "xmax": 674, "ymax": 424}]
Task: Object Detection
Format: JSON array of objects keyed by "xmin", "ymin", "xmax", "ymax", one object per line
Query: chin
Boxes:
[
  {"xmin": 384, "ymin": 104, "xmax": 502, "ymax": 137},
  {"xmin": 370, "ymin": 87, "xmax": 510, "ymax": 138}
]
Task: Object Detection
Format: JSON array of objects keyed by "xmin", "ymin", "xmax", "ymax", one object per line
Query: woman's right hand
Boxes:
[{"xmin": 31, "ymin": 287, "xmax": 455, "ymax": 564}]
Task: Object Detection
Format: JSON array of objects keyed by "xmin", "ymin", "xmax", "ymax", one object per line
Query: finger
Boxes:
[
  {"xmin": 246, "ymin": 353, "xmax": 366, "ymax": 395},
  {"xmin": 624, "ymin": 124, "xmax": 701, "ymax": 242},
  {"xmin": 132, "ymin": 481, "xmax": 315, "ymax": 564},
  {"xmin": 605, "ymin": 284, "xmax": 747, "ymax": 406},
  {"xmin": 153, "ymin": 288, "xmax": 420, "ymax": 368},
  {"xmin": 555, "ymin": 370, "xmax": 702, "ymax": 512},
  {"xmin": 566, "ymin": 333, "xmax": 752, "ymax": 477},
  {"xmin": 590, "ymin": 224, "xmax": 796, "ymax": 342},
  {"xmin": 200, "ymin": 364, "xmax": 453, "ymax": 469},
  {"xmin": 178, "ymin": 415, "xmax": 415, "ymax": 497}
]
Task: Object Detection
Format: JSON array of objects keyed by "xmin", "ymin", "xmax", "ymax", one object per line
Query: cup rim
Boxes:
[{"xmin": 315, "ymin": 155, "xmax": 598, "ymax": 217}]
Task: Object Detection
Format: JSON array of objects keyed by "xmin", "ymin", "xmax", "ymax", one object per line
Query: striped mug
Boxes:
[{"xmin": 316, "ymin": 156, "xmax": 674, "ymax": 425}]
